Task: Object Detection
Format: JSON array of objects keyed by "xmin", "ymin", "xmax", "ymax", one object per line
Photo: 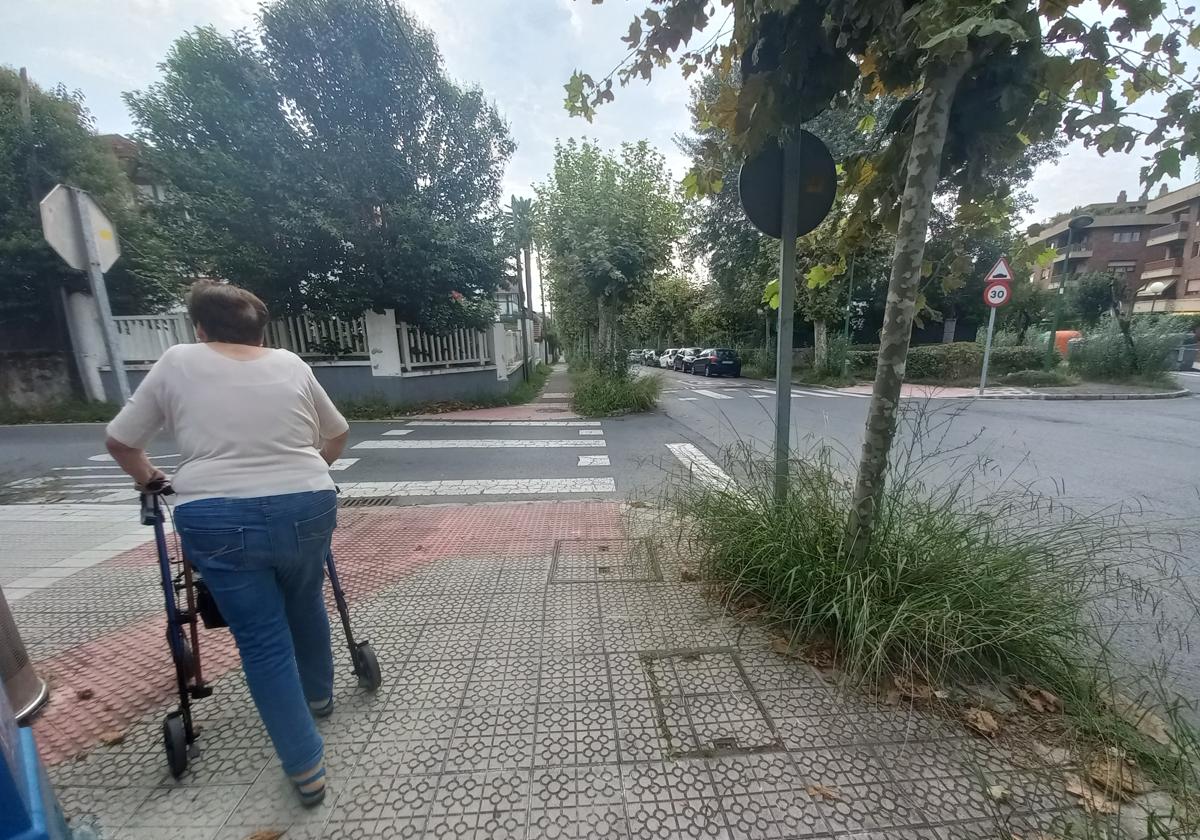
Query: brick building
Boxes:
[
  {"xmin": 1028, "ymin": 191, "xmax": 1171, "ymax": 295},
  {"xmin": 1134, "ymin": 182, "xmax": 1200, "ymax": 314}
]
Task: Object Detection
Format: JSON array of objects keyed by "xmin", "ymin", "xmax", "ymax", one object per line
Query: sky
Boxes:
[{"xmin": 1, "ymin": 0, "xmax": 1192, "ymax": 230}]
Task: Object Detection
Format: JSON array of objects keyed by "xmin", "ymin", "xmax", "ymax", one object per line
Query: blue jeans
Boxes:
[{"xmin": 174, "ymin": 490, "xmax": 337, "ymax": 775}]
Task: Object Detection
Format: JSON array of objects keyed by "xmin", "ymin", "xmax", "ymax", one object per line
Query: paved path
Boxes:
[{"xmin": 20, "ymin": 500, "xmax": 1079, "ymax": 840}]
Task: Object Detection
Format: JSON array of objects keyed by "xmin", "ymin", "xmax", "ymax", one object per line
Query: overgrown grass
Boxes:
[
  {"xmin": 998, "ymin": 368, "xmax": 1080, "ymax": 387},
  {"xmin": 570, "ymin": 369, "xmax": 661, "ymax": 416},
  {"xmin": 663, "ymin": 407, "xmax": 1200, "ymax": 816},
  {"xmin": 338, "ymin": 362, "xmax": 552, "ymax": 419},
  {"xmin": 1069, "ymin": 318, "xmax": 1184, "ymax": 387},
  {"xmin": 0, "ymin": 400, "xmax": 119, "ymax": 425}
]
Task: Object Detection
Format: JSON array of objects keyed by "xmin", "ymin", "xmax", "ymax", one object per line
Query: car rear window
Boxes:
[{"xmin": 716, "ymin": 349, "xmax": 737, "ymax": 360}]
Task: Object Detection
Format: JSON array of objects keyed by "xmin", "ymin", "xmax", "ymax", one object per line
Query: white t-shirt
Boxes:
[{"xmin": 106, "ymin": 343, "xmax": 350, "ymax": 505}]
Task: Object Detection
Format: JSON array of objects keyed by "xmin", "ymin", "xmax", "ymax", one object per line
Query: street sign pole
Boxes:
[
  {"xmin": 978, "ymin": 305, "xmax": 997, "ymax": 396},
  {"xmin": 773, "ymin": 138, "xmax": 800, "ymax": 504},
  {"xmin": 69, "ymin": 187, "xmax": 130, "ymax": 402}
]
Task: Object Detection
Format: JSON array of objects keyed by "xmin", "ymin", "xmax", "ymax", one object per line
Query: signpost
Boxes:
[
  {"xmin": 739, "ymin": 131, "xmax": 837, "ymax": 502},
  {"xmin": 978, "ymin": 257, "xmax": 1013, "ymax": 395},
  {"xmin": 39, "ymin": 185, "xmax": 130, "ymax": 402}
]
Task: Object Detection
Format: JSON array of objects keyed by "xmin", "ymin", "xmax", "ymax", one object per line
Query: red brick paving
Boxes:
[{"xmin": 31, "ymin": 501, "xmax": 622, "ymax": 764}]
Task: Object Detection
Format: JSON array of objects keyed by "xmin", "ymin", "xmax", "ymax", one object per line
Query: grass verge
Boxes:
[
  {"xmin": 998, "ymin": 368, "xmax": 1080, "ymax": 387},
  {"xmin": 338, "ymin": 362, "xmax": 552, "ymax": 419},
  {"xmin": 663, "ymin": 407, "xmax": 1200, "ymax": 829},
  {"xmin": 570, "ymin": 369, "xmax": 660, "ymax": 416},
  {"xmin": 0, "ymin": 400, "xmax": 119, "ymax": 425}
]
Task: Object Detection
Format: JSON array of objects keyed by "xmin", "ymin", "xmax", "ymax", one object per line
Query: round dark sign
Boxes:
[{"xmin": 738, "ymin": 130, "xmax": 837, "ymax": 239}]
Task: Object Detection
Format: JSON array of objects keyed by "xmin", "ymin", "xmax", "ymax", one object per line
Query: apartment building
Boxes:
[
  {"xmin": 1134, "ymin": 182, "xmax": 1200, "ymax": 313},
  {"xmin": 1028, "ymin": 191, "xmax": 1171, "ymax": 294}
]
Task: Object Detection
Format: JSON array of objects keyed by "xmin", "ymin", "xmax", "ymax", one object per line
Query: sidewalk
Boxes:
[
  {"xmin": 10, "ymin": 493, "xmax": 1093, "ymax": 840},
  {"xmin": 412, "ymin": 364, "xmax": 579, "ymax": 422}
]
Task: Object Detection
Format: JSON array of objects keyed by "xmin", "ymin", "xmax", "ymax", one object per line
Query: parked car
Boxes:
[
  {"xmin": 674, "ymin": 347, "xmax": 702, "ymax": 372},
  {"xmin": 691, "ymin": 348, "xmax": 742, "ymax": 377},
  {"xmin": 642, "ymin": 349, "xmax": 659, "ymax": 366},
  {"xmin": 627, "ymin": 349, "xmax": 643, "ymax": 364},
  {"xmin": 660, "ymin": 348, "xmax": 678, "ymax": 368}
]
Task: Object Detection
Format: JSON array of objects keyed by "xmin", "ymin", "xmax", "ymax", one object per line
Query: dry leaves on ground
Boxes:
[
  {"xmin": 1015, "ymin": 684, "xmax": 1062, "ymax": 714},
  {"xmin": 74, "ymin": 688, "xmax": 94, "ymax": 701},
  {"xmin": 1087, "ymin": 751, "xmax": 1151, "ymax": 798},
  {"xmin": 98, "ymin": 730, "xmax": 125, "ymax": 746},
  {"xmin": 1064, "ymin": 773, "xmax": 1121, "ymax": 815},
  {"xmin": 987, "ymin": 784, "xmax": 1011, "ymax": 803},
  {"xmin": 806, "ymin": 783, "xmax": 842, "ymax": 801},
  {"xmin": 243, "ymin": 831, "xmax": 285, "ymax": 840},
  {"xmin": 770, "ymin": 636, "xmax": 837, "ymax": 669},
  {"xmin": 1106, "ymin": 693, "xmax": 1173, "ymax": 748},
  {"xmin": 963, "ymin": 707, "xmax": 1000, "ymax": 738}
]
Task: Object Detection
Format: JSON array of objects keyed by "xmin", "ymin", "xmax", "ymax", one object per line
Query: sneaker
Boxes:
[{"xmin": 309, "ymin": 697, "xmax": 334, "ymax": 719}]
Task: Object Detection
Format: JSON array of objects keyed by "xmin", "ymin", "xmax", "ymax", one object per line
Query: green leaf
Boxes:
[
  {"xmin": 975, "ymin": 18, "xmax": 1030, "ymax": 43},
  {"xmin": 1034, "ymin": 247, "xmax": 1057, "ymax": 268},
  {"xmin": 1122, "ymin": 79, "xmax": 1142, "ymax": 104},
  {"xmin": 1016, "ymin": 132, "xmax": 1031, "ymax": 145},
  {"xmin": 1189, "ymin": 25, "xmax": 1200, "ymax": 48},
  {"xmin": 856, "ymin": 113, "xmax": 877, "ymax": 133},
  {"xmin": 1143, "ymin": 33, "xmax": 1163, "ymax": 53},
  {"xmin": 762, "ymin": 278, "xmax": 780, "ymax": 309}
]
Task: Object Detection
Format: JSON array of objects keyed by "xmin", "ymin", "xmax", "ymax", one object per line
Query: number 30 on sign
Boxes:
[{"xmin": 983, "ymin": 281, "xmax": 1011, "ymax": 308}]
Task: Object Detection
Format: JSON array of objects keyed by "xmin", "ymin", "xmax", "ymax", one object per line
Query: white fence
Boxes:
[
  {"xmin": 397, "ymin": 322, "xmax": 491, "ymax": 372},
  {"xmin": 112, "ymin": 313, "xmax": 367, "ymax": 363}
]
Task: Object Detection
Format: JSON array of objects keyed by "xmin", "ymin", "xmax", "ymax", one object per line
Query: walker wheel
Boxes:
[
  {"xmin": 163, "ymin": 714, "xmax": 188, "ymax": 778},
  {"xmin": 355, "ymin": 642, "xmax": 382, "ymax": 692}
]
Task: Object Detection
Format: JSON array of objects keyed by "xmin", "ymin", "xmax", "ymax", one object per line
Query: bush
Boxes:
[
  {"xmin": 817, "ymin": 335, "xmax": 849, "ymax": 379},
  {"xmin": 740, "ymin": 347, "xmax": 778, "ymax": 380},
  {"xmin": 998, "ymin": 368, "xmax": 1077, "ymax": 387},
  {"xmin": 1068, "ymin": 317, "xmax": 1182, "ymax": 384},
  {"xmin": 0, "ymin": 400, "xmax": 118, "ymax": 425},
  {"xmin": 846, "ymin": 343, "xmax": 1052, "ymax": 382},
  {"xmin": 571, "ymin": 369, "xmax": 660, "ymax": 416}
]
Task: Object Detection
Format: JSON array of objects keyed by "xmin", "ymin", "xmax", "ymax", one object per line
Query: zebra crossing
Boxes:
[{"xmin": 663, "ymin": 382, "xmax": 870, "ymax": 402}]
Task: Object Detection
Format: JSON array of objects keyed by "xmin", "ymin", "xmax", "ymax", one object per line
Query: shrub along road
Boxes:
[{"xmin": 652, "ymin": 366, "xmax": 1200, "ymax": 707}]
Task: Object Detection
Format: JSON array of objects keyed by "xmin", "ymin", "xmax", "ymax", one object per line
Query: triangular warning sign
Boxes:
[{"xmin": 987, "ymin": 257, "xmax": 1013, "ymax": 281}]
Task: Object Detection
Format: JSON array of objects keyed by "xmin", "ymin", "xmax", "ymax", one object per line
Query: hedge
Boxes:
[{"xmin": 847, "ymin": 342, "xmax": 1051, "ymax": 381}]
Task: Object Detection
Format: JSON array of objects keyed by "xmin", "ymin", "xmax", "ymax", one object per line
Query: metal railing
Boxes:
[
  {"xmin": 1147, "ymin": 221, "xmax": 1190, "ymax": 242},
  {"xmin": 1142, "ymin": 256, "xmax": 1184, "ymax": 276},
  {"xmin": 397, "ymin": 322, "xmax": 490, "ymax": 372}
]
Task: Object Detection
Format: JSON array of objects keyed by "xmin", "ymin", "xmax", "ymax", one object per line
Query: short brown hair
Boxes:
[{"xmin": 186, "ymin": 280, "xmax": 269, "ymax": 345}]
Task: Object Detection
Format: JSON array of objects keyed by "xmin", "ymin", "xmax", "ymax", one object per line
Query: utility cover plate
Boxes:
[
  {"xmin": 550, "ymin": 538, "xmax": 662, "ymax": 583},
  {"xmin": 641, "ymin": 648, "xmax": 783, "ymax": 758}
]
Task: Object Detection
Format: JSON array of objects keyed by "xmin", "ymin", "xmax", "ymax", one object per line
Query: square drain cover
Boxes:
[
  {"xmin": 550, "ymin": 538, "xmax": 662, "ymax": 583},
  {"xmin": 640, "ymin": 648, "xmax": 782, "ymax": 759}
]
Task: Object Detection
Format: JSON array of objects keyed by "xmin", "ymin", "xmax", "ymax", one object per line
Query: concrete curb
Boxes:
[{"xmin": 971, "ymin": 388, "xmax": 1192, "ymax": 401}]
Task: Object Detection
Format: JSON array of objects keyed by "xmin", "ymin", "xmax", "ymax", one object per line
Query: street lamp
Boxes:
[{"xmin": 1045, "ymin": 213, "xmax": 1094, "ymax": 368}]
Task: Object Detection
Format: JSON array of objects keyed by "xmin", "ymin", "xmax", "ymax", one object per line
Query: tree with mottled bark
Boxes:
[{"xmin": 565, "ymin": 0, "xmax": 1199, "ymax": 555}]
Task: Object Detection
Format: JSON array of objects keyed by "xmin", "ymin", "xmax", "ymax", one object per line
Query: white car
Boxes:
[{"xmin": 659, "ymin": 349, "xmax": 678, "ymax": 368}]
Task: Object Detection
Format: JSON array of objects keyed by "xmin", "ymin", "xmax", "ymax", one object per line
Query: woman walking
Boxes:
[{"xmin": 105, "ymin": 279, "xmax": 349, "ymax": 805}]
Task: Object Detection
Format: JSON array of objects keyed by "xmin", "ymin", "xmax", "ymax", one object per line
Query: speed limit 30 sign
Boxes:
[{"xmin": 983, "ymin": 281, "xmax": 1011, "ymax": 307}]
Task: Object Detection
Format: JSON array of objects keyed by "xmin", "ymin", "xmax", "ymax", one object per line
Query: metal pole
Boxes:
[
  {"xmin": 842, "ymin": 254, "xmax": 856, "ymax": 376},
  {"xmin": 978, "ymin": 305, "xmax": 997, "ymax": 395},
  {"xmin": 71, "ymin": 187, "xmax": 130, "ymax": 402},
  {"xmin": 763, "ymin": 311, "xmax": 770, "ymax": 357},
  {"xmin": 1046, "ymin": 227, "xmax": 1072, "ymax": 369},
  {"xmin": 773, "ymin": 137, "xmax": 801, "ymax": 504}
]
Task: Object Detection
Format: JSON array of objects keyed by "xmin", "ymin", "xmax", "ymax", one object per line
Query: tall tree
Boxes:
[
  {"xmin": 567, "ymin": 0, "xmax": 1197, "ymax": 554},
  {"xmin": 509, "ymin": 196, "xmax": 535, "ymax": 379},
  {"xmin": 125, "ymin": 0, "xmax": 515, "ymax": 327},
  {"xmin": 535, "ymin": 139, "xmax": 681, "ymax": 358},
  {"xmin": 0, "ymin": 67, "xmax": 177, "ymax": 337}
]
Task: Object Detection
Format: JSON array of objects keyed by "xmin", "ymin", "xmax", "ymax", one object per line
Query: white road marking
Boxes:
[
  {"xmin": 52, "ymin": 465, "xmax": 125, "ymax": 471},
  {"xmin": 577, "ymin": 455, "xmax": 610, "ymax": 467},
  {"xmin": 578, "ymin": 429, "xmax": 604, "ymax": 436},
  {"xmin": 752, "ymin": 389, "xmax": 776, "ymax": 395},
  {"xmin": 52, "ymin": 475, "xmax": 136, "ymax": 482},
  {"xmin": 352, "ymin": 439, "xmax": 606, "ymax": 449},
  {"xmin": 793, "ymin": 389, "xmax": 838, "ymax": 399},
  {"xmin": 749, "ymin": 394, "xmax": 771, "ymax": 399},
  {"xmin": 337, "ymin": 478, "xmax": 615, "ymax": 497},
  {"xmin": 328, "ymin": 458, "xmax": 359, "ymax": 471},
  {"xmin": 677, "ymin": 397, "xmax": 699, "ymax": 401},
  {"xmin": 665, "ymin": 443, "xmax": 736, "ymax": 491},
  {"xmin": 406, "ymin": 420, "xmax": 600, "ymax": 427},
  {"xmin": 88, "ymin": 453, "xmax": 180, "ymax": 462},
  {"xmin": 693, "ymin": 389, "xmax": 733, "ymax": 400},
  {"xmin": 541, "ymin": 392, "xmax": 571, "ymax": 398},
  {"xmin": 382, "ymin": 429, "xmax": 414, "ymax": 436}
]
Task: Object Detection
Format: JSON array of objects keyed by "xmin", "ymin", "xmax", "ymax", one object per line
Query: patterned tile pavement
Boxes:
[{"xmin": 14, "ymin": 500, "xmax": 1089, "ymax": 839}]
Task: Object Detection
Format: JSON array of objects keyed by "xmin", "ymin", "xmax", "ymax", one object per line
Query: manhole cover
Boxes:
[
  {"xmin": 640, "ymin": 648, "xmax": 782, "ymax": 759},
  {"xmin": 550, "ymin": 538, "xmax": 662, "ymax": 583},
  {"xmin": 339, "ymin": 496, "xmax": 393, "ymax": 508}
]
